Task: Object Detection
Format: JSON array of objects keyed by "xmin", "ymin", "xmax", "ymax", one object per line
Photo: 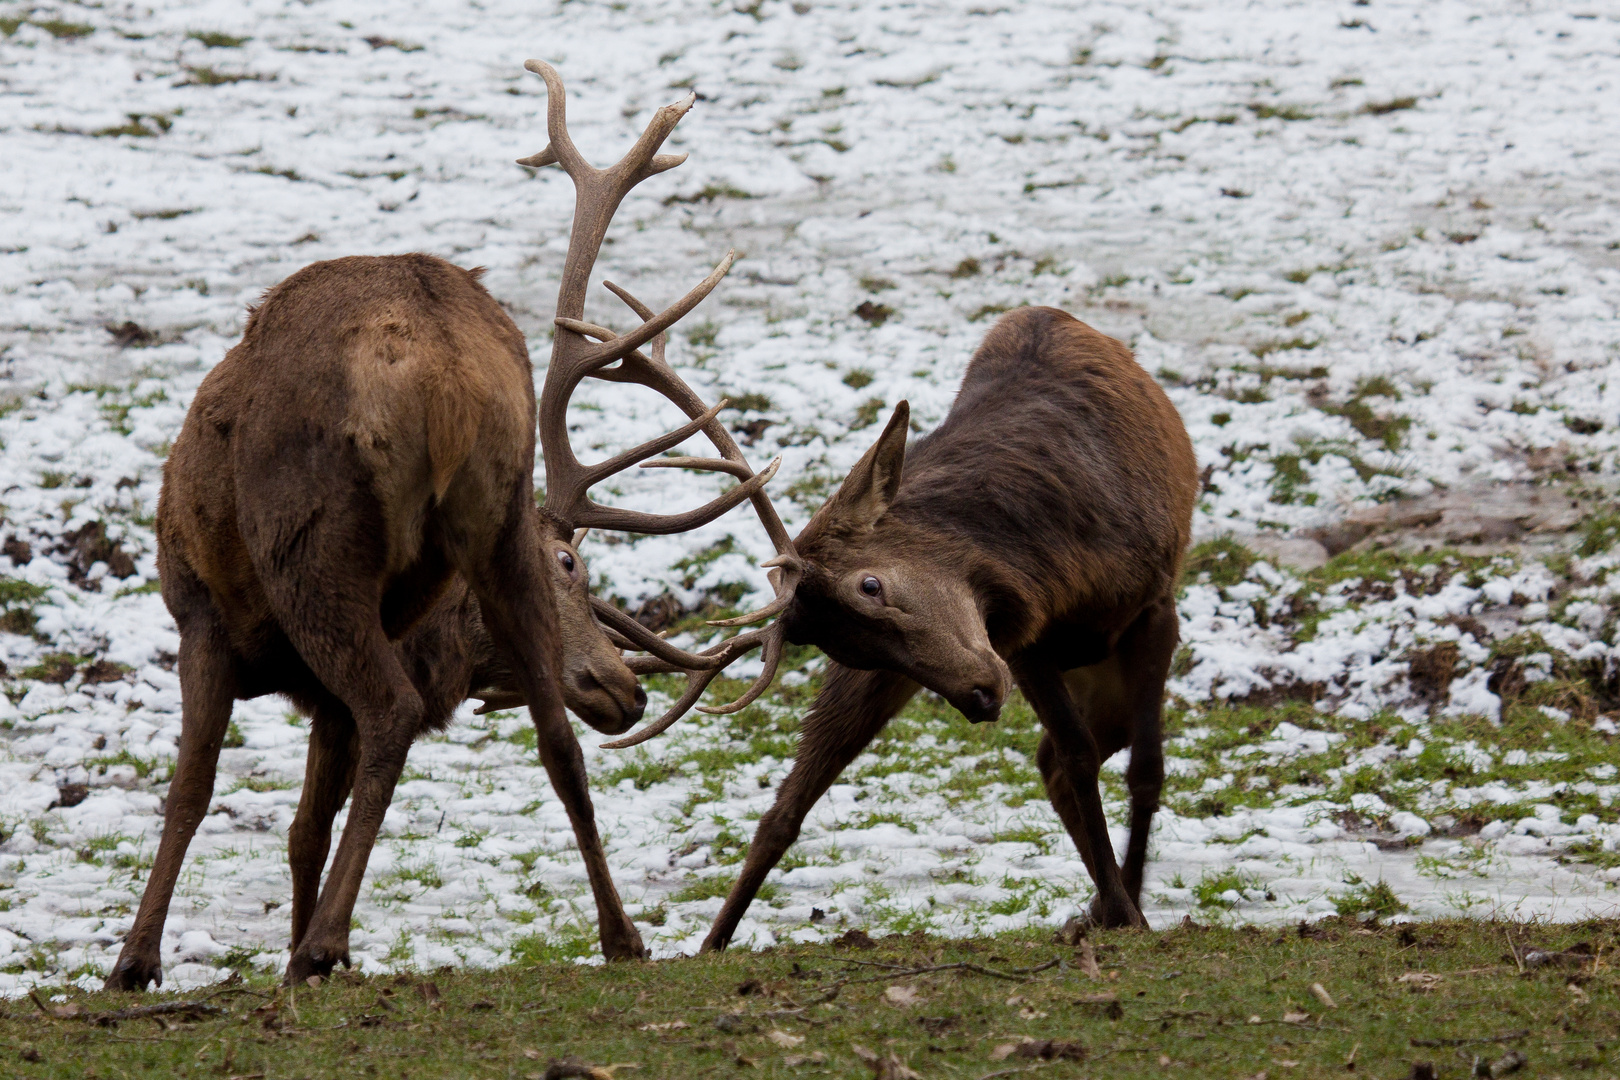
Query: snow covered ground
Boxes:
[{"xmin": 1, "ymin": 0, "xmax": 1619, "ymax": 992}]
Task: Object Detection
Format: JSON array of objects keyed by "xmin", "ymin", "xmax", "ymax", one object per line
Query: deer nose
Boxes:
[
  {"xmin": 969, "ymin": 686, "xmax": 999, "ymax": 722},
  {"xmin": 632, "ymin": 684, "xmax": 648, "ymax": 710}
]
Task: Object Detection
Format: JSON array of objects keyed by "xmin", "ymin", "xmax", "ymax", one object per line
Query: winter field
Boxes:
[{"xmin": 1, "ymin": 0, "xmax": 1619, "ymax": 995}]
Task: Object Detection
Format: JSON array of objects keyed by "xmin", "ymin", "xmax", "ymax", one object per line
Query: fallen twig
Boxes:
[
  {"xmin": 812, "ymin": 958, "xmax": 1059, "ymax": 995},
  {"xmin": 27, "ymin": 990, "xmax": 225, "ymax": 1025},
  {"xmin": 1411, "ymin": 1029, "xmax": 1529, "ymax": 1048},
  {"xmin": 91, "ymin": 1002, "xmax": 229, "ymax": 1026}
]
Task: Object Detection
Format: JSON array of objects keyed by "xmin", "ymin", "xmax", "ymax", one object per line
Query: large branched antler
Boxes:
[{"xmin": 519, "ymin": 60, "xmax": 801, "ymax": 749}]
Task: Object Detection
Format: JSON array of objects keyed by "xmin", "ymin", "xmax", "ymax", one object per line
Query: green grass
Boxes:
[
  {"xmin": 1181, "ymin": 535, "xmax": 1257, "ymax": 589},
  {"xmin": 1331, "ymin": 875, "xmax": 1409, "ymax": 920},
  {"xmin": 8, "ymin": 920, "xmax": 1616, "ymax": 1079},
  {"xmin": 187, "ymin": 30, "xmax": 249, "ymax": 47}
]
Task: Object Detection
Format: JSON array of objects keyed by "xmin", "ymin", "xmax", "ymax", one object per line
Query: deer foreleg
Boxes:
[
  {"xmin": 702, "ymin": 665, "xmax": 918, "ymax": 953},
  {"xmin": 288, "ymin": 705, "xmax": 358, "ymax": 953},
  {"xmin": 1013, "ymin": 658, "xmax": 1145, "ymax": 930},
  {"xmin": 106, "ymin": 591, "xmax": 236, "ymax": 991},
  {"xmin": 465, "ymin": 508, "xmax": 644, "ymax": 961},
  {"xmin": 1115, "ymin": 598, "xmax": 1177, "ymax": 907}
]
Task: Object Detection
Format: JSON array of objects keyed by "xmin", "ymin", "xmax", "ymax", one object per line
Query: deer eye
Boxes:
[
  {"xmin": 860, "ymin": 576, "xmax": 882, "ymax": 599},
  {"xmin": 556, "ymin": 550, "xmax": 576, "ymax": 574}
]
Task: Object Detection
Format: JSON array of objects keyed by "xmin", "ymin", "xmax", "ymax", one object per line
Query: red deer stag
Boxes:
[
  {"xmin": 106, "ymin": 61, "xmax": 777, "ymax": 990},
  {"xmin": 695, "ymin": 306, "xmax": 1198, "ymax": 949}
]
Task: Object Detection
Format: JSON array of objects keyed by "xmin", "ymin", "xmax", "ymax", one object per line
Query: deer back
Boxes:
[{"xmin": 894, "ymin": 305, "xmax": 1197, "ymax": 640}]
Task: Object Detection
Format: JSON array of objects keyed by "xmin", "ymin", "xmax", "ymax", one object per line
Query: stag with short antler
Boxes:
[
  {"xmin": 643, "ymin": 307, "xmax": 1199, "ymax": 947},
  {"xmin": 107, "ymin": 60, "xmax": 784, "ymax": 991}
]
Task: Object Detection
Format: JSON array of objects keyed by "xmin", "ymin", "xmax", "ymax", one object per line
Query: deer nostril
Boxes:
[
  {"xmin": 971, "ymin": 687, "xmax": 997, "ymax": 714},
  {"xmin": 633, "ymin": 685, "xmax": 647, "ymax": 708}
]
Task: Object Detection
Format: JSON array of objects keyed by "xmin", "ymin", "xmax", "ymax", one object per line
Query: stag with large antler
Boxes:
[{"xmin": 106, "ymin": 60, "xmax": 783, "ymax": 990}]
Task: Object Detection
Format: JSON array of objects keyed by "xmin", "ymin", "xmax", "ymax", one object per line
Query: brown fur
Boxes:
[
  {"xmin": 106, "ymin": 254, "xmax": 646, "ymax": 992},
  {"xmin": 702, "ymin": 307, "xmax": 1198, "ymax": 949}
]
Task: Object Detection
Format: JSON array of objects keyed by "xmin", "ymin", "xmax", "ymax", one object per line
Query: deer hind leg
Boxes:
[
  {"xmin": 446, "ymin": 496, "xmax": 643, "ymax": 961},
  {"xmin": 106, "ymin": 570, "xmax": 236, "ymax": 991},
  {"xmin": 272, "ymin": 608, "xmax": 420, "ymax": 984},
  {"xmin": 241, "ymin": 511, "xmax": 425, "ymax": 981},
  {"xmin": 703, "ymin": 666, "xmax": 918, "ymax": 953},
  {"xmin": 1012, "ymin": 654, "xmax": 1145, "ymax": 930},
  {"xmin": 288, "ymin": 700, "xmax": 358, "ymax": 954}
]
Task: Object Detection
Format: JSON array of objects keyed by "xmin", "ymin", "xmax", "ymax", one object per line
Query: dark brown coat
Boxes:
[{"xmin": 704, "ymin": 306, "xmax": 1197, "ymax": 948}]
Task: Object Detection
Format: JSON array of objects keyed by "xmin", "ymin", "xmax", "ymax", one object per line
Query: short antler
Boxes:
[{"xmin": 520, "ymin": 61, "xmax": 801, "ymax": 747}]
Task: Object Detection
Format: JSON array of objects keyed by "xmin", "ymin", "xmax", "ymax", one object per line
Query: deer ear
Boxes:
[{"xmin": 825, "ymin": 401, "xmax": 909, "ymax": 530}]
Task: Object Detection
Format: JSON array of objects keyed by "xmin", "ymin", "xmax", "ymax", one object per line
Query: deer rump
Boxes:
[
  {"xmin": 704, "ymin": 306, "xmax": 1199, "ymax": 947},
  {"xmin": 170, "ymin": 255, "xmax": 530, "ymax": 659}
]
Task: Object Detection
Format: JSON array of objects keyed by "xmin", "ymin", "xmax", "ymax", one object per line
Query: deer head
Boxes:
[{"xmin": 776, "ymin": 403, "xmax": 1012, "ymax": 723}]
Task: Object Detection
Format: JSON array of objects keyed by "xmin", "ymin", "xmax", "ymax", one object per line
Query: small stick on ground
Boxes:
[
  {"xmin": 812, "ymin": 958, "xmax": 1060, "ymax": 995},
  {"xmin": 1410, "ymin": 1029, "xmax": 1530, "ymax": 1048}
]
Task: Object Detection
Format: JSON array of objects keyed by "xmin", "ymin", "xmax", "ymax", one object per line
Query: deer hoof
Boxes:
[
  {"xmin": 284, "ymin": 943, "xmax": 348, "ymax": 984},
  {"xmin": 104, "ymin": 954, "xmax": 161, "ymax": 992},
  {"xmin": 1088, "ymin": 895, "xmax": 1147, "ymax": 930},
  {"xmin": 602, "ymin": 916, "xmax": 647, "ymax": 961}
]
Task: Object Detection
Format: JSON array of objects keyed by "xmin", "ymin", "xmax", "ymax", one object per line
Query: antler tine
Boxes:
[
  {"xmin": 598, "ymin": 666, "xmax": 727, "ymax": 750},
  {"xmin": 566, "ymin": 456, "xmax": 781, "ymax": 536},
  {"xmin": 569, "ymin": 252, "xmax": 736, "ymax": 371},
  {"xmin": 697, "ymin": 624, "xmax": 784, "ymax": 715},
  {"xmin": 578, "ymin": 400, "xmax": 730, "ymax": 488},
  {"xmin": 597, "ymin": 624, "xmax": 771, "ymax": 749},
  {"xmin": 588, "ymin": 595, "xmax": 728, "ymax": 671}
]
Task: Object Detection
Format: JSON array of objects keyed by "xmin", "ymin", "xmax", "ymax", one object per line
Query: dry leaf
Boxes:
[
  {"xmin": 1282, "ymin": 1010, "xmax": 1310, "ymax": 1024},
  {"xmin": 524, "ymin": 1049, "xmax": 543, "ymax": 1060},
  {"xmin": 767, "ymin": 1029, "xmax": 804, "ymax": 1048},
  {"xmin": 1309, "ymin": 982, "xmax": 1337, "ymax": 1009},
  {"xmin": 1397, "ymin": 972, "xmax": 1442, "ymax": 991},
  {"xmin": 783, "ymin": 1052, "xmax": 826, "ymax": 1067},
  {"xmin": 637, "ymin": 1020, "xmax": 689, "ymax": 1033},
  {"xmin": 990, "ymin": 1042, "xmax": 1023, "ymax": 1062},
  {"xmin": 1077, "ymin": 940, "xmax": 1102, "ymax": 979},
  {"xmin": 1004, "ymin": 994, "xmax": 1025, "ymax": 1006},
  {"xmin": 304, "ymin": 975, "xmax": 322, "ymax": 989},
  {"xmin": 883, "ymin": 984, "xmax": 920, "ymax": 1007},
  {"xmin": 1275, "ymin": 1060, "xmax": 1300, "ymax": 1067},
  {"xmin": 1568, "ymin": 982, "xmax": 1591, "ymax": 1003},
  {"xmin": 1159, "ymin": 1054, "xmax": 1172, "ymax": 1066},
  {"xmin": 417, "ymin": 981, "xmax": 442, "ymax": 1008},
  {"xmin": 1017, "ymin": 1006, "xmax": 1048, "ymax": 1020},
  {"xmin": 852, "ymin": 1044, "xmax": 922, "ymax": 1080},
  {"xmin": 1074, "ymin": 991, "xmax": 1117, "ymax": 1004},
  {"xmin": 1247, "ymin": 1015, "xmax": 1263, "ymax": 1024}
]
